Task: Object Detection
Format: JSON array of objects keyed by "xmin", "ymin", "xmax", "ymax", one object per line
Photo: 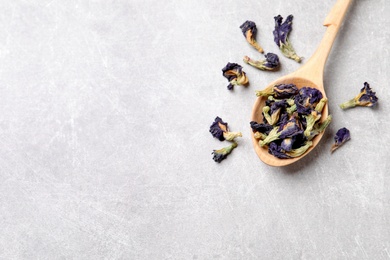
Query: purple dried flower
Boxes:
[
  {"xmin": 256, "ymin": 83, "xmax": 298, "ymax": 99},
  {"xmin": 273, "ymin": 15, "xmax": 302, "ymax": 62},
  {"xmin": 331, "ymin": 127, "xmax": 351, "ymax": 153},
  {"xmin": 294, "ymin": 87, "xmax": 323, "ymax": 115},
  {"xmin": 269, "ymin": 142, "xmax": 291, "ymax": 159},
  {"xmin": 240, "ymin": 20, "xmax": 264, "ymax": 53},
  {"xmin": 266, "ymin": 100, "xmax": 288, "ymax": 125},
  {"xmin": 280, "ymin": 138, "xmax": 293, "ymax": 152},
  {"xmin": 243, "ymin": 53, "xmax": 280, "ymax": 71},
  {"xmin": 222, "ymin": 62, "xmax": 248, "ymax": 90},
  {"xmin": 212, "ymin": 142, "xmax": 237, "ymax": 163},
  {"xmin": 278, "ymin": 118, "xmax": 304, "ymax": 139},
  {"xmin": 340, "ymin": 82, "xmax": 378, "ymax": 109},
  {"xmin": 210, "ymin": 117, "xmax": 228, "ymax": 141},
  {"xmin": 250, "ymin": 121, "xmax": 273, "ymax": 134},
  {"xmin": 209, "ymin": 117, "xmax": 242, "ymax": 141}
]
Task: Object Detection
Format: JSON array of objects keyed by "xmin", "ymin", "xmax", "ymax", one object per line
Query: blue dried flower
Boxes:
[
  {"xmin": 331, "ymin": 127, "xmax": 351, "ymax": 153},
  {"xmin": 222, "ymin": 62, "xmax": 248, "ymax": 90},
  {"xmin": 212, "ymin": 142, "xmax": 237, "ymax": 163},
  {"xmin": 269, "ymin": 142, "xmax": 291, "ymax": 159},
  {"xmin": 280, "ymin": 138, "xmax": 293, "ymax": 152},
  {"xmin": 307, "ymin": 115, "xmax": 332, "ymax": 141},
  {"xmin": 273, "ymin": 15, "xmax": 302, "ymax": 62},
  {"xmin": 210, "ymin": 117, "xmax": 242, "ymax": 141},
  {"xmin": 294, "ymin": 87, "xmax": 323, "ymax": 115},
  {"xmin": 210, "ymin": 117, "xmax": 228, "ymax": 141},
  {"xmin": 278, "ymin": 117, "xmax": 304, "ymax": 139},
  {"xmin": 256, "ymin": 83, "xmax": 298, "ymax": 99},
  {"xmin": 340, "ymin": 82, "xmax": 378, "ymax": 109},
  {"xmin": 267, "ymin": 100, "xmax": 288, "ymax": 125},
  {"xmin": 285, "ymin": 141, "xmax": 313, "ymax": 157},
  {"xmin": 250, "ymin": 121, "xmax": 273, "ymax": 134},
  {"xmin": 243, "ymin": 53, "xmax": 280, "ymax": 71},
  {"xmin": 240, "ymin": 20, "xmax": 264, "ymax": 53}
]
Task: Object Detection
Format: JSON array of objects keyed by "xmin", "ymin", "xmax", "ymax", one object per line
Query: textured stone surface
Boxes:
[{"xmin": 0, "ymin": 0, "xmax": 389, "ymax": 259}]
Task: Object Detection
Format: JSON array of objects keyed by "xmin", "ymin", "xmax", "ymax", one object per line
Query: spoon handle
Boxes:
[{"xmin": 295, "ymin": 0, "xmax": 353, "ymax": 86}]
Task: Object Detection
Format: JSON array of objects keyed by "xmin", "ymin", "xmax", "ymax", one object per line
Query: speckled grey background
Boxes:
[{"xmin": 0, "ymin": 0, "xmax": 389, "ymax": 259}]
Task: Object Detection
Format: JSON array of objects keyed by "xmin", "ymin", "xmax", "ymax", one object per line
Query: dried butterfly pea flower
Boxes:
[
  {"xmin": 269, "ymin": 142, "xmax": 291, "ymax": 159},
  {"xmin": 240, "ymin": 20, "xmax": 264, "ymax": 53},
  {"xmin": 262, "ymin": 106, "xmax": 272, "ymax": 125},
  {"xmin": 212, "ymin": 142, "xmax": 238, "ymax": 163},
  {"xmin": 259, "ymin": 127, "xmax": 280, "ymax": 147},
  {"xmin": 260, "ymin": 117, "xmax": 303, "ymax": 147},
  {"xmin": 267, "ymin": 100, "xmax": 289, "ymax": 125},
  {"xmin": 243, "ymin": 53, "xmax": 280, "ymax": 71},
  {"xmin": 222, "ymin": 62, "xmax": 249, "ymax": 90},
  {"xmin": 280, "ymin": 138, "xmax": 294, "ymax": 152},
  {"xmin": 285, "ymin": 141, "xmax": 313, "ymax": 157},
  {"xmin": 254, "ymin": 131, "xmax": 267, "ymax": 140},
  {"xmin": 209, "ymin": 117, "xmax": 242, "ymax": 141},
  {"xmin": 339, "ymin": 82, "xmax": 378, "ymax": 109},
  {"xmin": 273, "ymin": 15, "xmax": 302, "ymax": 62},
  {"xmin": 267, "ymin": 96, "xmax": 295, "ymax": 106},
  {"xmin": 250, "ymin": 121, "xmax": 273, "ymax": 135},
  {"xmin": 256, "ymin": 83, "xmax": 298, "ymax": 99},
  {"xmin": 331, "ymin": 127, "xmax": 350, "ymax": 153},
  {"xmin": 302, "ymin": 97, "xmax": 327, "ymax": 137},
  {"xmin": 307, "ymin": 115, "xmax": 332, "ymax": 141},
  {"xmin": 294, "ymin": 87, "xmax": 323, "ymax": 115}
]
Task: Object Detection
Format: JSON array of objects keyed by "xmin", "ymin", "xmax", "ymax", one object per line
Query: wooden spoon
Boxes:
[{"xmin": 251, "ymin": 0, "xmax": 352, "ymax": 166}]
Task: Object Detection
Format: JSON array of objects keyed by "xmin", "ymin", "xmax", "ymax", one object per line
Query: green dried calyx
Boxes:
[{"xmin": 212, "ymin": 142, "xmax": 238, "ymax": 163}]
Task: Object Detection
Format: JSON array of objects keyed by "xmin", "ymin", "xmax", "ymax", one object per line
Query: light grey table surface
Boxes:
[{"xmin": 0, "ymin": 0, "xmax": 389, "ymax": 259}]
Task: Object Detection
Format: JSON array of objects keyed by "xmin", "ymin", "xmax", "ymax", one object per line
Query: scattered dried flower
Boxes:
[
  {"xmin": 243, "ymin": 53, "xmax": 280, "ymax": 71},
  {"xmin": 273, "ymin": 15, "xmax": 302, "ymax": 62},
  {"xmin": 331, "ymin": 127, "xmax": 351, "ymax": 153},
  {"xmin": 209, "ymin": 117, "xmax": 242, "ymax": 141},
  {"xmin": 212, "ymin": 142, "xmax": 238, "ymax": 163},
  {"xmin": 339, "ymin": 82, "xmax": 378, "ymax": 109},
  {"xmin": 240, "ymin": 20, "xmax": 264, "ymax": 53},
  {"xmin": 222, "ymin": 62, "xmax": 249, "ymax": 90}
]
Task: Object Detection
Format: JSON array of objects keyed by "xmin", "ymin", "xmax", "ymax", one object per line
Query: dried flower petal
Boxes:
[
  {"xmin": 331, "ymin": 127, "xmax": 351, "ymax": 153},
  {"xmin": 285, "ymin": 141, "xmax": 313, "ymax": 157},
  {"xmin": 256, "ymin": 83, "xmax": 298, "ymax": 99},
  {"xmin": 307, "ymin": 115, "xmax": 332, "ymax": 141},
  {"xmin": 269, "ymin": 142, "xmax": 291, "ymax": 159},
  {"xmin": 243, "ymin": 53, "xmax": 280, "ymax": 71},
  {"xmin": 212, "ymin": 142, "xmax": 238, "ymax": 163},
  {"xmin": 209, "ymin": 117, "xmax": 228, "ymax": 141},
  {"xmin": 222, "ymin": 62, "xmax": 248, "ymax": 90},
  {"xmin": 278, "ymin": 117, "xmax": 304, "ymax": 139},
  {"xmin": 210, "ymin": 117, "xmax": 242, "ymax": 142},
  {"xmin": 273, "ymin": 15, "xmax": 302, "ymax": 62},
  {"xmin": 240, "ymin": 21, "xmax": 264, "ymax": 53},
  {"xmin": 303, "ymin": 110, "xmax": 321, "ymax": 137},
  {"xmin": 340, "ymin": 82, "xmax": 378, "ymax": 109},
  {"xmin": 294, "ymin": 87, "xmax": 323, "ymax": 115},
  {"xmin": 250, "ymin": 121, "xmax": 273, "ymax": 134}
]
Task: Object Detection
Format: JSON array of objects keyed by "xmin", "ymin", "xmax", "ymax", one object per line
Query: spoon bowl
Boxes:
[
  {"xmin": 251, "ymin": 76, "xmax": 328, "ymax": 166},
  {"xmin": 251, "ymin": 0, "xmax": 352, "ymax": 166}
]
